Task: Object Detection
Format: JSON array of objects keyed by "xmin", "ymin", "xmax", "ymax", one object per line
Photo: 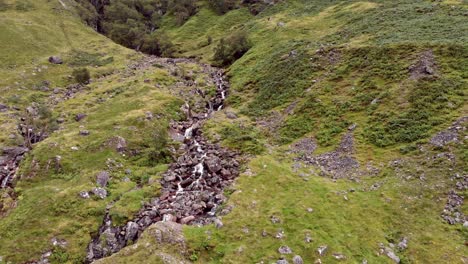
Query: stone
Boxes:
[
  {"xmin": 108, "ymin": 136, "xmax": 127, "ymax": 152},
  {"xmin": 79, "ymin": 130, "xmax": 90, "ymax": 136},
  {"xmin": 53, "ymin": 88, "xmax": 61, "ymax": 94},
  {"xmin": 277, "ymin": 259, "xmax": 289, "ymax": 264},
  {"xmin": 57, "ymin": 118, "xmax": 65, "ymax": 123},
  {"xmin": 0, "ymin": 104, "xmax": 8, "ymax": 111},
  {"xmin": 397, "ymin": 237, "xmax": 408, "ymax": 251},
  {"xmin": 383, "ymin": 247, "xmax": 400, "ymax": 263},
  {"xmin": 271, "ymin": 215, "xmax": 281, "ymax": 223},
  {"xmin": 292, "ymin": 255, "xmax": 303, "ymax": 264},
  {"xmin": 145, "ymin": 111, "xmax": 153, "ymax": 120},
  {"xmin": 75, "ymin": 113, "xmax": 87, "ymax": 122},
  {"xmin": 148, "ymin": 221, "xmax": 185, "ymax": 247},
  {"xmin": 205, "ymin": 157, "xmax": 222, "ymax": 173},
  {"xmin": 79, "ymin": 191, "xmax": 90, "ymax": 199},
  {"xmin": 225, "ymin": 111, "xmax": 238, "ymax": 119},
  {"xmin": 26, "ymin": 106, "xmax": 38, "ymax": 116},
  {"xmin": 278, "ymin": 246, "xmax": 292, "ymax": 254},
  {"xmin": 333, "ymin": 253, "xmax": 346, "ymax": 260},
  {"xmin": 125, "ymin": 221, "xmax": 139, "ymax": 242},
  {"xmin": 180, "ymin": 215, "xmax": 195, "ymax": 224},
  {"xmin": 214, "ymin": 218, "xmax": 223, "ymax": 229},
  {"xmin": 96, "ymin": 171, "xmax": 110, "ymax": 187},
  {"xmin": 307, "ymin": 208, "xmax": 314, "ymax": 213},
  {"xmin": 48, "ymin": 56, "xmax": 63, "ymax": 64},
  {"xmin": 305, "ymin": 234, "xmax": 313, "ymax": 243},
  {"xmin": 91, "ymin": 187, "xmax": 107, "ymax": 199},
  {"xmin": 317, "ymin": 245, "xmax": 328, "ymax": 256}
]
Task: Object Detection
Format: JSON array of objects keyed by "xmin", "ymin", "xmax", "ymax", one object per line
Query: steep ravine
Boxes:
[{"xmin": 86, "ymin": 58, "xmax": 239, "ymax": 262}]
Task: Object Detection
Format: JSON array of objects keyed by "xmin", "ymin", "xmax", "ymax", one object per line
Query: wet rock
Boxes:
[
  {"xmin": 205, "ymin": 156, "xmax": 222, "ymax": 173},
  {"xmin": 292, "ymin": 255, "xmax": 303, "ymax": 264},
  {"xmin": 96, "ymin": 171, "xmax": 110, "ymax": 187},
  {"xmin": 75, "ymin": 113, "xmax": 87, "ymax": 122},
  {"xmin": 91, "ymin": 187, "xmax": 107, "ymax": 199},
  {"xmin": 278, "ymin": 246, "xmax": 292, "ymax": 254},
  {"xmin": 317, "ymin": 245, "xmax": 328, "ymax": 256},
  {"xmin": 48, "ymin": 56, "xmax": 63, "ymax": 64}
]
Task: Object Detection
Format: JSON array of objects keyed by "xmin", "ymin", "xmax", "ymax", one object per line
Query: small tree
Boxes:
[
  {"xmin": 18, "ymin": 104, "xmax": 57, "ymax": 148},
  {"xmin": 213, "ymin": 30, "xmax": 251, "ymax": 66},
  {"xmin": 72, "ymin": 68, "xmax": 90, "ymax": 84}
]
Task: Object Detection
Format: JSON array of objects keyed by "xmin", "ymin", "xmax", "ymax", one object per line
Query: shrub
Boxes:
[
  {"xmin": 168, "ymin": 0, "xmax": 197, "ymax": 25},
  {"xmin": 213, "ymin": 30, "xmax": 251, "ymax": 66},
  {"xmin": 0, "ymin": 0, "xmax": 9, "ymax": 11},
  {"xmin": 72, "ymin": 68, "xmax": 91, "ymax": 84},
  {"xmin": 140, "ymin": 33, "xmax": 175, "ymax": 56},
  {"xmin": 208, "ymin": 0, "xmax": 237, "ymax": 14}
]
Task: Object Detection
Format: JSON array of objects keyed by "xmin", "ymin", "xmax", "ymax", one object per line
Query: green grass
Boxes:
[{"xmin": 0, "ymin": 0, "xmax": 467, "ymax": 263}]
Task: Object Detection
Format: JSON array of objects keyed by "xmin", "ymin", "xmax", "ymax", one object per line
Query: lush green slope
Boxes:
[{"xmin": 0, "ymin": 0, "xmax": 466, "ymax": 263}]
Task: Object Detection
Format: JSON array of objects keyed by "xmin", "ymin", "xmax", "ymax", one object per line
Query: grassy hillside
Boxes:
[{"xmin": 0, "ymin": 0, "xmax": 466, "ymax": 263}]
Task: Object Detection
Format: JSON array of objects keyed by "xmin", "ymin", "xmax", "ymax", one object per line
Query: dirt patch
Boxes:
[{"xmin": 409, "ymin": 50, "xmax": 437, "ymax": 79}]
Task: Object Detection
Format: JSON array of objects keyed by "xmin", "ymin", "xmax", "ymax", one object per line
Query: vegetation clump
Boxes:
[
  {"xmin": 213, "ymin": 30, "xmax": 251, "ymax": 66},
  {"xmin": 72, "ymin": 67, "xmax": 91, "ymax": 84}
]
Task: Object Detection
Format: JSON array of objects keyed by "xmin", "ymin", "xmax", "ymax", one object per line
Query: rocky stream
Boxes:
[{"xmin": 86, "ymin": 58, "xmax": 239, "ymax": 262}]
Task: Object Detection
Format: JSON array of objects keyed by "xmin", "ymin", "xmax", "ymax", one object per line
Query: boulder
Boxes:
[
  {"xmin": 317, "ymin": 245, "xmax": 328, "ymax": 256},
  {"xmin": 75, "ymin": 113, "xmax": 87, "ymax": 122},
  {"xmin": 48, "ymin": 56, "xmax": 63, "ymax": 64},
  {"xmin": 108, "ymin": 136, "xmax": 127, "ymax": 152},
  {"xmin": 293, "ymin": 255, "xmax": 304, "ymax": 264},
  {"xmin": 125, "ymin": 221, "xmax": 139, "ymax": 242},
  {"xmin": 180, "ymin": 215, "xmax": 195, "ymax": 225},
  {"xmin": 96, "ymin": 171, "xmax": 110, "ymax": 187},
  {"xmin": 278, "ymin": 246, "xmax": 293, "ymax": 254},
  {"xmin": 91, "ymin": 187, "xmax": 107, "ymax": 199},
  {"xmin": 0, "ymin": 104, "xmax": 8, "ymax": 111}
]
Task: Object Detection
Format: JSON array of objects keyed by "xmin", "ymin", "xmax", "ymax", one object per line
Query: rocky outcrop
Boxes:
[
  {"xmin": 0, "ymin": 147, "xmax": 29, "ymax": 189},
  {"xmin": 86, "ymin": 59, "xmax": 239, "ymax": 262}
]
